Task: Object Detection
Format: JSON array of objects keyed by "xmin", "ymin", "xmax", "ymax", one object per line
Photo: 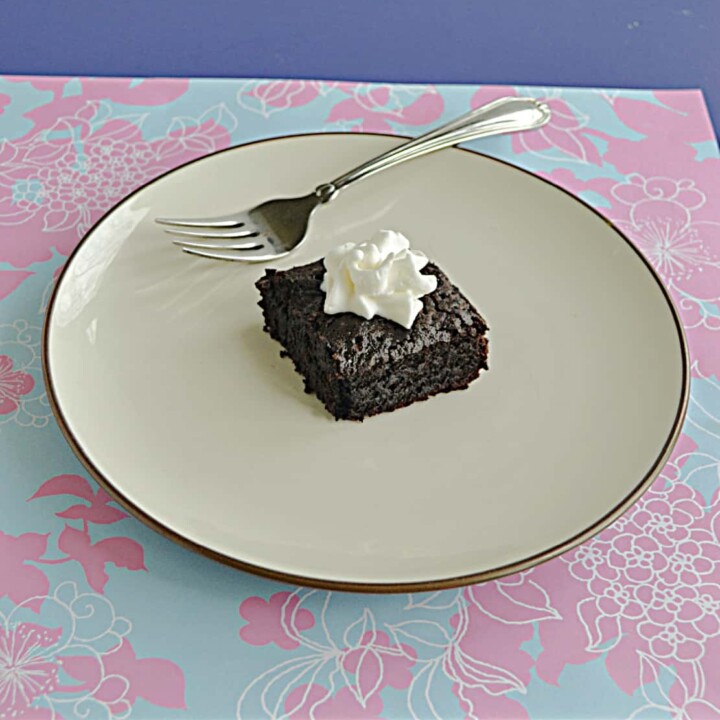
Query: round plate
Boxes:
[{"xmin": 44, "ymin": 133, "xmax": 689, "ymax": 592}]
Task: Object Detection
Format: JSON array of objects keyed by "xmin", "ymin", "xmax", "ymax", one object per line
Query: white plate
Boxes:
[{"xmin": 44, "ymin": 133, "xmax": 688, "ymax": 591}]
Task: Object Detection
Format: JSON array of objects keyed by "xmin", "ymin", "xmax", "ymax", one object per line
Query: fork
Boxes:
[{"xmin": 157, "ymin": 96, "xmax": 551, "ymax": 262}]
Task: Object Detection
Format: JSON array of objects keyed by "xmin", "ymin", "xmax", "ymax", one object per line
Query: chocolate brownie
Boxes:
[{"xmin": 256, "ymin": 260, "xmax": 489, "ymax": 420}]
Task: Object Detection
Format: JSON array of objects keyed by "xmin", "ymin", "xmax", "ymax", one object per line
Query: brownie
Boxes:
[{"xmin": 256, "ymin": 259, "xmax": 489, "ymax": 420}]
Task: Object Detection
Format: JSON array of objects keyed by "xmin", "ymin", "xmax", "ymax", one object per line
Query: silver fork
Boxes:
[{"xmin": 157, "ymin": 97, "xmax": 551, "ymax": 262}]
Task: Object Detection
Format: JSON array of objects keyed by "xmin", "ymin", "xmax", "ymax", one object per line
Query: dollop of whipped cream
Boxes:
[{"xmin": 320, "ymin": 230, "xmax": 438, "ymax": 329}]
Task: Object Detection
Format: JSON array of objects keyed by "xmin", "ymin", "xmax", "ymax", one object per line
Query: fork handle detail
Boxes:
[{"xmin": 316, "ymin": 97, "xmax": 551, "ymax": 203}]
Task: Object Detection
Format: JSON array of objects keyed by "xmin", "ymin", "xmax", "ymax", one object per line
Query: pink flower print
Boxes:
[
  {"xmin": 471, "ymin": 87, "xmax": 601, "ymax": 164},
  {"xmin": 611, "ymin": 174, "xmax": 720, "ymax": 296},
  {"xmin": 341, "ymin": 630, "xmax": 416, "ymax": 702},
  {"xmin": 54, "ymin": 488, "xmax": 127, "ymax": 525},
  {"xmin": 683, "ymin": 701, "xmax": 720, "ymax": 720},
  {"xmin": 517, "ymin": 98, "xmax": 601, "ymax": 165},
  {"xmin": 532, "ymin": 559, "xmax": 602, "ymax": 686},
  {"xmin": 238, "ymin": 598, "xmax": 415, "ymax": 718},
  {"xmin": 557, "ymin": 474, "xmax": 720, "ymax": 682},
  {"xmin": 691, "ymin": 637, "xmax": 720, "ymax": 708},
  {"xmin": 598, "ymin": 512, "xmax": 635, "ymax": 542},
  {"xmin": 0, "ymin": 93, "xmax": 9, "ymax": 115},
  {"xmin": 0, "ymin": 623, "xmax": 62, "ymax": 717},
  {"xmin": 567, "ymin": 544, "xmax": 618, "ymax": 582},
  {"xmin": 4, "ymin": 76, "xmax": 70, "ymax": 97},
  {"xmin": 459, "ymin": 604, "xmax": 533, "ymax": 684},
  {"xmin": 446, "ymin": 602, "xmax": 533, "ymax": 719},
  {"xmin": 56, "ymin": 525, "xmax": 146, "ymax": 593},
  {"xmin": 683, "ymin": 301, "xmax": 720, "ymax": 378},
  {"xmin": 444, "ymin": 572, "xmax": 558, "ymax": 713},
  {"xmin": 0, "ymin": 582, "xmax": 186, "ymax": 718},
  {"xmin": 638, "ymin": 619, "xmax": 704, "ymax": 661},
  {"xmin": 284, "ymin": 684, "xmax": 383, "ymax": 720},
  {"xmin": 328, "ymin": 83, "xmax": 443, "ymax": 133},
  {"xmin": 633, "ymin": 496, "xmax": 703, "ymax": 548},
  {"xmin": 658, "ymin": 539, "xmax": 720, "ymax": 586},
  {"xmin": 79, "ymin": 77, "xmax": 190, "ymax": 107},
  {"xmin": 30, "ymin": 474, "xmax": 128, "ymax": 525},
  {"xmin": 62, "ymin": 639, "xmax": 186, "ymax": 712},
  {"xmin": 454, "ymin": 688, "xmax": 531, "ymax": 720},
  {"xmin": 30, "ymin": 473, "xmax": 100, "ymax": 503},
  {"xmin": 5, "ymin": 77, "xmax": 189, "ymax": 108},
  {"xmin": 606, "ymin": 533, "xmax": 669, "ymax": 583},
  {"xmin": 469, "ymin": 85, "xmax": 518, "ymax": 111},
  {"xmin": 26, "ymin": 475, "xmax": 148, "ymax": 595},
  {"xmin": 536, "ymin": 445, "xmax": 719, "ymax": 696},
  {"xmin": 309, "ymin": 80, "xmax": 338, "ymax": 97},
  {"xmin": 446, "ymin": 598, "xmax": 534, "ymax": 713},
  {"xmin": 239, "ymin": 592, "xmax": 315, "ymax": 650},
  {"xmin": 587, "ymin": 578, "xmax": 644, "ymax": 619},
  {"xmin": 0, "ymin": 270, "xmax": 33, "ymax": 302},
  {"xmin": 0, "ymin": 355, "xmax": 34, "ymax": 415},
  {"xmin": 695, "ymin": 586, "xmax": 720, "ymax": 625},
  {"xmin": 636, "ymin": 583, "xmax": 720, "ymax": 637},
  {"xmin": 17, "ymin": 117, "xmax": 163, "ymax": 236},
  {"xmin": 655, "ymin": 433, "xmax": 700, "ymax": 485},
  {"xmin": 0, "ymin": 101, "xmax": 232, "ymax": 268},
  {"xmin": 637, "ymin": 652, "xmax": 720, "ymax": 720},
  {"xmin": 236, "ymin": 80, "xmax": 319, "ymax": 117},
  {"xmin": 467, "ymin": 571, "xmax": 561, "ymax": 624},
  {"xmin": 0, "ymin": 532, "xmax": 50, "ymax": 612},
  {"xmin": 603, "ymin": 91, "xmax": 718, "ymax": 176},
  {"xmin": 612, "ymin": 174, "xmax": 705, "ymax": 212}
]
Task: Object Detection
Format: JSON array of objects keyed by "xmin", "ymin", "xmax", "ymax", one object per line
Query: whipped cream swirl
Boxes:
[{"xmin": 320, "ymin": 230, "xmax": 438, "ymax": 329}]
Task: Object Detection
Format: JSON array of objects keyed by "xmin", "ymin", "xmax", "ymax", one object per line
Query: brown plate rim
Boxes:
[{"xmin": 42, "ymin": 131, "xmax": 691, "ymax": 593}]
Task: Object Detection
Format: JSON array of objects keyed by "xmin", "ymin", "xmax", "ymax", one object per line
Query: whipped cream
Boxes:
[{"xmin": 320, "ymin": 230, "xmax": 438, "ymax": 329}]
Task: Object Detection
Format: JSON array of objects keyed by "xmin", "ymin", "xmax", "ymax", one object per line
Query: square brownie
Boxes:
[{"xmin": 256, "ymin": 259, "xmax": 489, "ymax": 420}]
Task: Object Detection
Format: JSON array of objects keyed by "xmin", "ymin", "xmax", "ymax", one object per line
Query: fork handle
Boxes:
[{"xmin": 315, "ymin": 97, "xmax": 551, "ymax": 203}]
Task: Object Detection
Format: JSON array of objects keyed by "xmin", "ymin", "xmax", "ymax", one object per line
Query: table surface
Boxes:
[{"xmin": 2, "ymin": 0, "xmax": 719, "ymax": 127}]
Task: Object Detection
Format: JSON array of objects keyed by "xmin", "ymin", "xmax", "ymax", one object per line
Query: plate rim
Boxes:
[{"xmin": 42, "ymin": 131, "xmax": 691, "ymax": 593}]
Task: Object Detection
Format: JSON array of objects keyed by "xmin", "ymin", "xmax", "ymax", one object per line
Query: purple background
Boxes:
[{"xmin": 1, "ymin": 0, "xmax": 718, "ymax": 127}]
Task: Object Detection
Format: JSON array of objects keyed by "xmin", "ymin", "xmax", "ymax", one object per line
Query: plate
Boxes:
[{"xmin": 44, "ymin": 133, "xmax": 689, "ymax": 591}]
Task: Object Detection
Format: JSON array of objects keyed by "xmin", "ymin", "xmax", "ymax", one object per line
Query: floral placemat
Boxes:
[{"xmin": 1, "ymin": 76, "xmax": 719, "ymax": 719}]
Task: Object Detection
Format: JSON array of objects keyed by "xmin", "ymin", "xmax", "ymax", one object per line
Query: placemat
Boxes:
[{"xmin": 1, "ymin": 76, "xmax": 719, "ymax": 719}]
